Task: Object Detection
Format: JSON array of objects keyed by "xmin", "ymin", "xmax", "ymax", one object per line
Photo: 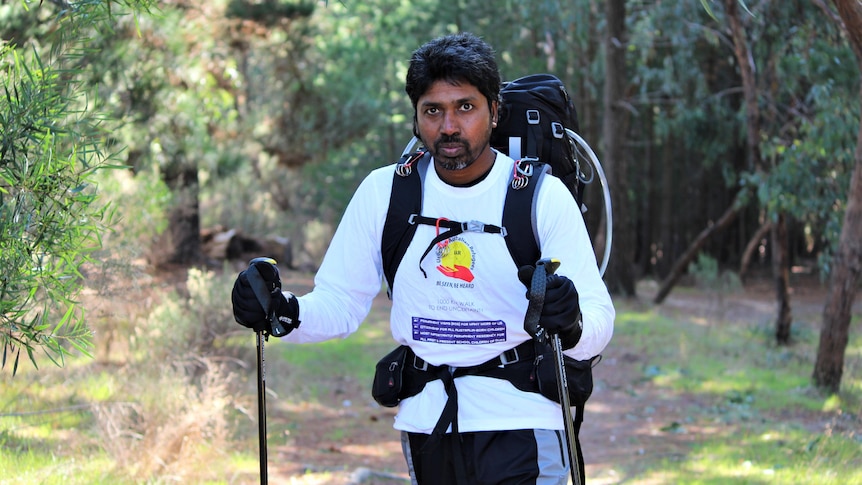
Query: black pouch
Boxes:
[
  {"xmin": 536, "ymin": 352, "xmax": 600, "ymax": 407},
  {"xmin": 371, "ymin": 345, "xmax": 410, "ymax": 407}
]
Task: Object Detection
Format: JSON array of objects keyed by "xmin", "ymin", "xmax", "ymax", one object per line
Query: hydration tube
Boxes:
[{"xmin": 567, "ymin": 129, "xmax": 613, "ymax": 277}]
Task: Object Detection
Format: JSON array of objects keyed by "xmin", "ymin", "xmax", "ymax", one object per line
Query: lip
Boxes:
[{"xmin": 438, "ymin": 143, "xmax": 464, "ymax": 157}]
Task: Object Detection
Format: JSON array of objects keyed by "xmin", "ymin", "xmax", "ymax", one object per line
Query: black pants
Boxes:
[{"xmin": 401, "ymin": 429, "xmax": 570, "ymax": 485}]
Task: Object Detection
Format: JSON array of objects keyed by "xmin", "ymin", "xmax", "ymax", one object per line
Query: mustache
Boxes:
[{"xmin": 436, "ymin": 134, "xmax": 465, "ymax": 145}]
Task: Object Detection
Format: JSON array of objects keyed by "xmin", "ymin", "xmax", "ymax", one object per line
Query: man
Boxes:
[{"xmin": 232, "ymin": 32, "xmax": 614, "ymax": 484}]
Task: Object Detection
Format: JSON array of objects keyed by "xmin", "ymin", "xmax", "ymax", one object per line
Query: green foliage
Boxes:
[
  {"xmin": 135, "ymin": 267, "xmax": 238, "ymax": 360},
  {"xmin": 0, "ymin": 1, "xmax": 160, "ymax": 374},
  {"xmin": 225, "ymin": 0, "xmax": 314, "ymax": 25},
  {"xmin": 760, "ymin": 66, "xmax": 859, "ymax": 272},
  {"xmin": 1, "ymin": 46, "xmax": 100, "ymax": 373},
  {"xmin": 688, "ymin": 253, "xmax": 742, "ymax": 297},
  {"xmin": 94, "ymin": 167, "xmax": 171, "ymax": 254},
  {"xmin": 630, "ymin": 1, "xmax": 745, "ymax": 173}
]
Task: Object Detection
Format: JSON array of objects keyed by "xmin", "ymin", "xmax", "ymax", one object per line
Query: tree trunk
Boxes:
[
  {"xmin": 150, "ymin": 155, "xmax": 202, "ymax": 268},
  {"xmin": 813, "ymin": 0, "xmax": 862, "ymax": 393},
  {"xmin": 658, "ymin": 113, "xmax": 675, "ymax": 278},
  {"xmin": 602, "ymin": 0, "xmax": 635, "ymax": 296},
  {"xmin": 772, "ymin": 214, "xmax": 793, "ymax": 344},
  {"xmin": 724, "ymin": 0, "xmax": 763, "ymax": 172}
]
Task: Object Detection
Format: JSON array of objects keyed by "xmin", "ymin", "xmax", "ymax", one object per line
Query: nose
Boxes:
[{"xmin": 441, "ymin": 111, "xmax": 460, "ymax": 136}]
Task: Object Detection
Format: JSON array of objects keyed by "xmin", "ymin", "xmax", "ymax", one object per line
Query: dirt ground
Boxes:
[{"xmin": 247, "ymin": 272, "xmax": 850, "ymax": 485}]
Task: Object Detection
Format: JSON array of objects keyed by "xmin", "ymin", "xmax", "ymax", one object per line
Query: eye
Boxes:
[
  {"xmin": 460, "ymin": 103, "xmax": 474, "ymax": 111},
  {"xmin": 424, "ymin": 107, "xmax": 440, "ymax": 116}
]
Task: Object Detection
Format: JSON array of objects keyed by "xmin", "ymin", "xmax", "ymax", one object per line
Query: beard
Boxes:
[
  {"xmin": 431, "ymin": 135, "xmax": 475, "ymax": 171},
  {"xmin": 428, "ymin": 128, "xmax": 492, "ymax": 172}
]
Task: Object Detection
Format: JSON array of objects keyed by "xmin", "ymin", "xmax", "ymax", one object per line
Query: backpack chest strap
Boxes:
[{"xmin": 409, "ymin": 215, "xmax": 506, "ymax": 277}]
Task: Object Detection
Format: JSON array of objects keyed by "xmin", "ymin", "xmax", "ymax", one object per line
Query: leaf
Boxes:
[
  {"xmin": 699, "ymin": 0, "xmax": 717, "ymax": 21},
  {"xmin": 68, "ymin": 337, "xmax": 94, "ymax": 359},
  {"xmin": 13, "ymin": 347, "xmax": 21, "ymax": 376}
]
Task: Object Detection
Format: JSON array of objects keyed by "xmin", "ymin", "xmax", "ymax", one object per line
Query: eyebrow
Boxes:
[{"xmin": 420, "ymin": 96, "xmax": 478, "ymax": 109}]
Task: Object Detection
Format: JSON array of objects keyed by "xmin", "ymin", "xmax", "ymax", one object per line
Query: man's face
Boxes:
[{"xmin": 415, "ymin": 79, "xmax": 497, "ymax": 180}]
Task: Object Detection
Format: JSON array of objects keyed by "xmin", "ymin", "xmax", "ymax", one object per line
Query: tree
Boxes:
[
  {"xmin": 1, "ymin": 0, "xmax": 153, "ymax": 374},
  {"xmin": 603, "ymin": 0, "xmax": 635, "ymax": 296},
  {"xmin": 723, "ymin": 0, "xmax": 794, "ymax": 344},
  {"xmin": 813, "ymin": 0, "xmax": 862, "ymax": 393}
]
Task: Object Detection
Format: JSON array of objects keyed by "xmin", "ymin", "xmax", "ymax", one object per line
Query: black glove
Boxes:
[
  {"xmin": 518, "ymin": 266, "xmax": 583, "ymax": 349},
  {"xmin": 231, "ymin": 263, "xmax": 300, "ymax": 336}
]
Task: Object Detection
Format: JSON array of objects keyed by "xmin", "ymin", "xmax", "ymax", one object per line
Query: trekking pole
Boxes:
[
  {"xmin": 255, "ymin": 328, "xmax": 269, "ymax": 485},
  {"xmin": 524, "ymin": 258, "xmax": 582, "ymax": 485},
  {"xmin": 244, "ymin": 257, "xmax": 288, "ymax": 485}
]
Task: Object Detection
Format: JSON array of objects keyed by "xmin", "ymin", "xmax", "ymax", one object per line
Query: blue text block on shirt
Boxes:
[{"xmin": 412, "ymin": 317, "xmax": 507, "ymax": 344}]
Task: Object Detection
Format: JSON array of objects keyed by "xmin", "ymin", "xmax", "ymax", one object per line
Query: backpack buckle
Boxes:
[
  {"xmin": 463, "ymin": 220, "xmax": 484, "ymax": 233},
  {"xmin": 499, "ymin": 347, "xmax": 520, "ymax": 365},
  {"xmin": 526, "ymin": 110, "xmax": 540, "ymax": 124},
  {"xmin": 552, "ymin": 122, "xmax": 565, "ymax": 139},
  {"xmin": 413, "ymin": 354, "xmax": 428, "ymax": 371}
]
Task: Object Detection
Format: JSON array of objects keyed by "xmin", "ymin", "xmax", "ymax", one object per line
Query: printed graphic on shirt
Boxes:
[
  {"xmin": 412, "ymin": 317, "xmax": 506, "ymax": 344},
  {"xmin": 436, "ymin": 237, "xmax": 475, "ymax": 282},
  {"xmin": 429, "ymin": 297, "xmax": 482, "ymax": 313}
]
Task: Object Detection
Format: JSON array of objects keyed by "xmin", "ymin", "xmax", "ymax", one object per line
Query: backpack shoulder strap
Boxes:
[
  {"xmin": 381, "ymin": 150, "xmax": 431, "ymax": 295},
  {"xmin": 502, "ymin": 161, "xmax": 551, "ymax": 270}
]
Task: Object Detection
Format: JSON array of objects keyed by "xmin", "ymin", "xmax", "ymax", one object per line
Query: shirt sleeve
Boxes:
[
  {"xmin": 281, "ymin": 167, "xmax": 393, "ymax": 343},
  {"xmin": 534, "ymin": 176, "xmax": 615, "ymax": 361}
]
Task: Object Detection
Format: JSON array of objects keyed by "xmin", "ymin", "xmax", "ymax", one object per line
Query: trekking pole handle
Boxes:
[
  {"xmin": 246, "ymin": 257, "xmax": 288, "ymax": 337},
  {"xmin": 523, "ymin": 258, "xmax": 560, "ymax": 343}
]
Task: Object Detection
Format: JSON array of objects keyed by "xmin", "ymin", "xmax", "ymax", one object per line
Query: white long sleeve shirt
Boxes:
[{"xmin": 285, "ymin": 150, "xmax": 615, "ymax": 433}]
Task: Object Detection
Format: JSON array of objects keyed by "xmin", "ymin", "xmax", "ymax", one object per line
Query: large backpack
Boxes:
[{"xmin": 490, "ymin": 73, "xmax": 586, "ymax": 210}]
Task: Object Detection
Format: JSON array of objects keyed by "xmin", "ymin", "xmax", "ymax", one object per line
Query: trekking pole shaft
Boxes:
[
  {"xmin": 257, "ymin": 331, "xmax": 268, "ymax": 485},
  {"xmin": 552, "ymin": 334, "xmax": 581, "ymax": 485}
]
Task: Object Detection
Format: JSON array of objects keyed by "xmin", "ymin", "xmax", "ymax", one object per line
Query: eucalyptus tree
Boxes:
[
  {"xmin": 814, "ymin": 0, "xmax": 862, "ymax": 394},
  {"xmin": 1, "ymin": 0, "xmax": 153, "ymax": 374}
]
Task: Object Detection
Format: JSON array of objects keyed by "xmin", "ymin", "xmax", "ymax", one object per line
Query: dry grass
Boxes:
[{"xmin": 91, "ymin": 359, "xmax": 238, "ymax": 482}]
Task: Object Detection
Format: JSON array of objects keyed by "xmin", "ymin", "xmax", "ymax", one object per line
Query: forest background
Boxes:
[{"xmin": 1, "ymin": 0, "xmax": 861, "ymax": 483}]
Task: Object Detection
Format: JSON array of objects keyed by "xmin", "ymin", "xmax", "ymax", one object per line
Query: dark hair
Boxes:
[{"xmin": 405, "ymin": 32, "xmax": 501, "ymax": 112}]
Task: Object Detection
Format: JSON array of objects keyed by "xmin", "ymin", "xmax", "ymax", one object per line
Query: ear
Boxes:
[
  {"xmin": 490, "ymin": 100, "xmax": 499, "ymax": 127},
  {"xmin": 412, "ymin": 114, "xmax": 420, "ymax": 138}
]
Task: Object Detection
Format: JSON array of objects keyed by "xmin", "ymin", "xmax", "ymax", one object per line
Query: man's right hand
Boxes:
[{"xmin": 231, "ymin": 265, "xmax": 301, "ymax": 336}]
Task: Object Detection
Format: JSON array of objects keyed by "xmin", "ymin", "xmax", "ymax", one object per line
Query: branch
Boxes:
[
  {"xmin": 811, "ymin": 0, "xmax": 846, "ymax": 30},
  {"xmin": 653, "ymin": 190, "xmax": 749, "ymax": 304}
]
